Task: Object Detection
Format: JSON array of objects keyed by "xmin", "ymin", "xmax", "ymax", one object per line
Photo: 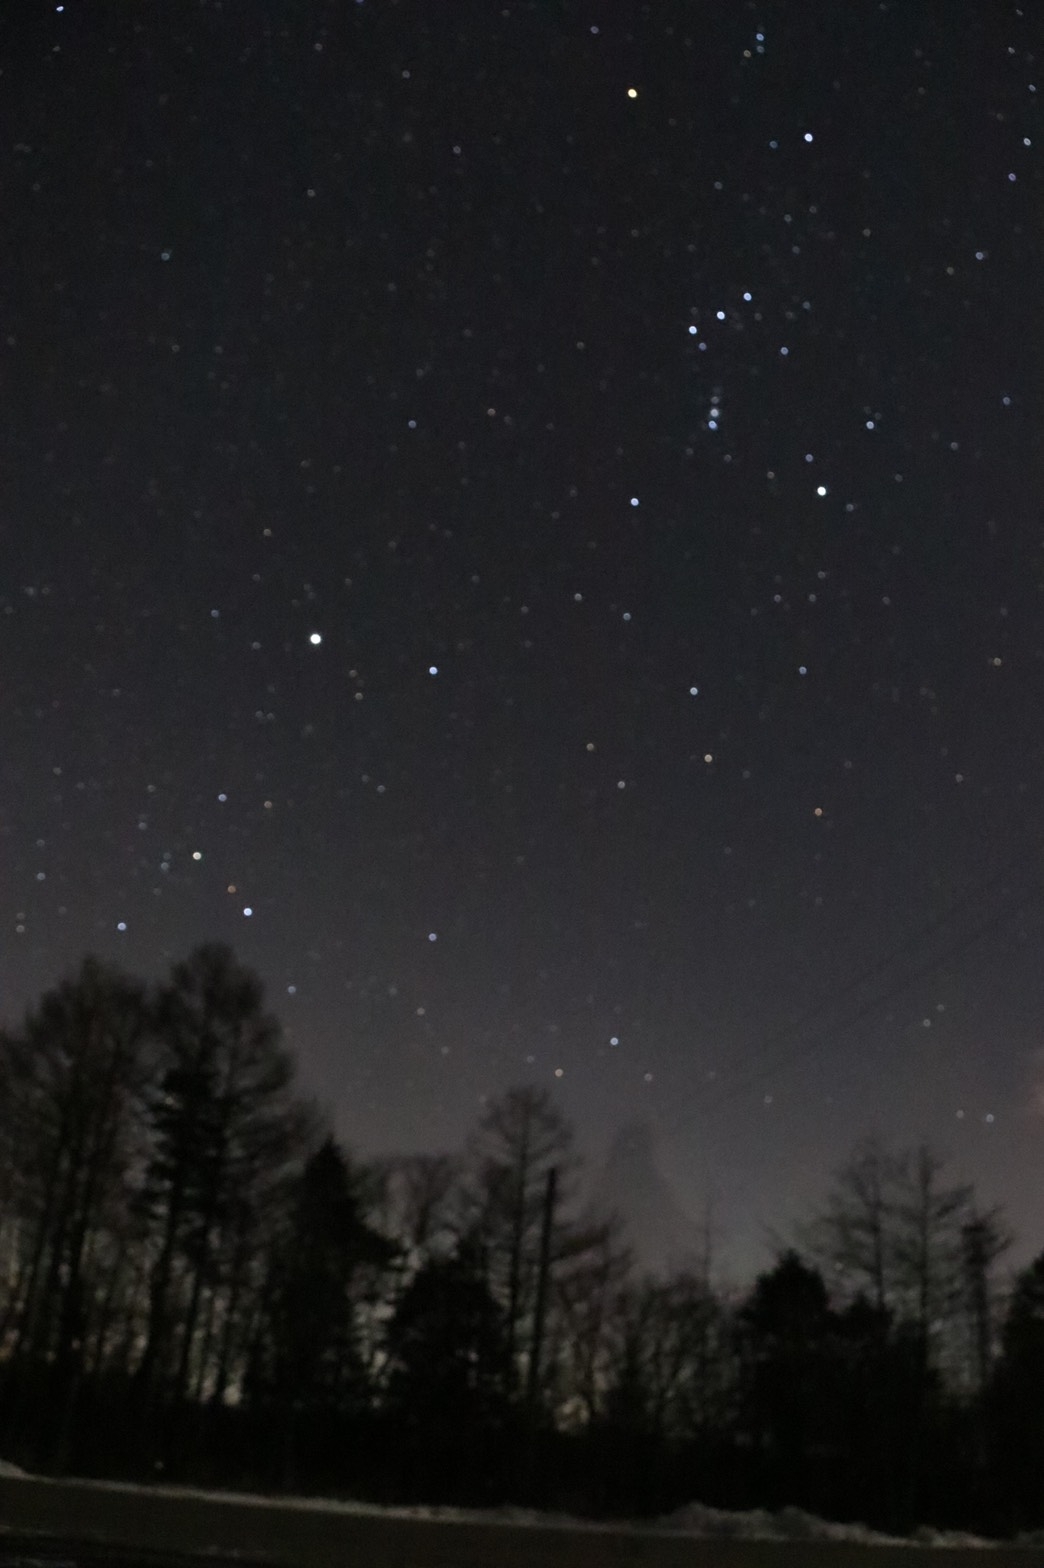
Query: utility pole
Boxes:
[{"xmin": 526, "ymin": 1165, "xmax": 557, "ymax": 1414}]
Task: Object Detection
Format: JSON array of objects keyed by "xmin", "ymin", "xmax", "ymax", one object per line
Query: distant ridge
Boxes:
[{"xmin": 588, "ymin": 1120, "xmax": 707, "ymax": 1275}]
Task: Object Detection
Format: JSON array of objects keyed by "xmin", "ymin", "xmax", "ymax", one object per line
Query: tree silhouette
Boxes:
[
  {"xmin": 736, "ymin": 1251, "xmax": 836, "ymax": 1510},
  {"xmin": 802, "ymin": 1135, "xmax": 901, "ymax": 1314},
  {"xmin": 989, "ymin": 1250, "xmax": 1044, "ymax": 1529},
  {"xmin": 891, "ymin": 1144, "xmax": 973, "ymax": 1379},
  {"xmin": 464, "ymin": 1086, "xmax": 576, "ymax": 1399},
  {"xmin": 134, "ymin": 945, "xmax": 309, "ymax": 1448},
  {"xmin": 1, "ymin": 972, "xmax": 1041, "ymax": 1538},
  {"xmin": 0, "ymin": 958, "xmax": 152, "ymax": 1464},
  {"xmin": 246, "ymin": 1135, "xmax": 393, "ymax": 1486},
  {"xmin": 383, "ymin": 1243, "xmax": 511, "ymax": 1501},
  {"xmin": 960, "ymin": 1208, "xmax": 1011, "ymax": 1394}
]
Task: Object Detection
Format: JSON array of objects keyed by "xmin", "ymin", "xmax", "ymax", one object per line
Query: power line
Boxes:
[
  {"xmin": 681, "ymin": 844, "xmax": 1035, "ymax": 1104},
  {"xmin": 693, "ymin": 871, "xmax": 1043, "ymax": 1118},
  {"xmin": 684, "ymin": 851, "xmax": 1027, "ymax": 1107}
]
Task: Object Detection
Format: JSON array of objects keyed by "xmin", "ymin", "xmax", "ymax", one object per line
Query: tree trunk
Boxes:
[
  {"xmin": 211, "ymin": 1241, "xmax": 250, "ymax": 1407},
  {"xmin": 505, "ymin": 1124, "xmax": 530, "ymax": 1385}
]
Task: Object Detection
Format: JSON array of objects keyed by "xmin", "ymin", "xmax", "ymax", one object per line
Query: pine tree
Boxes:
[
  {"xmin": 383, "ymin": 1243, "xmax": 511, "ymax": 1501},
  {"xmin": 134, "ymin": 945, "xmax": 306, "ymax": 1416},
  {"xmin": 736, "ymin": 1251, "xmax": 836, "ymax": 1510}
]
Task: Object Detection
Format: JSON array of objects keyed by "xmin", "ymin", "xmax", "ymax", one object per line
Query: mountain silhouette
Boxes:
[{"xmin": 588, "ymin": 1120, "xmax": 707, "ymax": 1275}]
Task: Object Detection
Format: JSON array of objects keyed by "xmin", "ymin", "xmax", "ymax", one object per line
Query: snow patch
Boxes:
[
  {"xmin": 657, "ymin": 1502, "xmax": 997, "ymax": 1548},
  {"xmin": 910, "ymin": 1525, "xmax": 995, "ymax": 1548},
  {"xmin": 657, "ymin": 1501, "xmax": 905, "ymax": 1545},
  {"xmin": 0, "ymin": 1472, "xmax": 1007, "ymax": 1547}
]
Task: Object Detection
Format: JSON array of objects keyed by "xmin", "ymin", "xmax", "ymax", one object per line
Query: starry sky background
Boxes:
[{"xmin": 3, "ymin": 0, "xmax": 1041, "ymax": 1278}]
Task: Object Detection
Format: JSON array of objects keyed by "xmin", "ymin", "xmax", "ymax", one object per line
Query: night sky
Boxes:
[{"xmin": 4, "ymin": 0, "xmax": 1041, "ymax": 1278}]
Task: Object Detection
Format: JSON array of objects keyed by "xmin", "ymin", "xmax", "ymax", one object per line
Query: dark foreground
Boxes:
[
  {"xmin": 0, "ymin": 1534, "xmax": 258, "ymax": 1568},
  {"xmin": 3, "ymin": 1476, "xmax": 1044, "ymax": 1568}
]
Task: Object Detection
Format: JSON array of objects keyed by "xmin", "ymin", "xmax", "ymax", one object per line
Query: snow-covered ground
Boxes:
[{"xmin": 3, "ymin": 1461, "xmax": 1040, "ymax": 1548}]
